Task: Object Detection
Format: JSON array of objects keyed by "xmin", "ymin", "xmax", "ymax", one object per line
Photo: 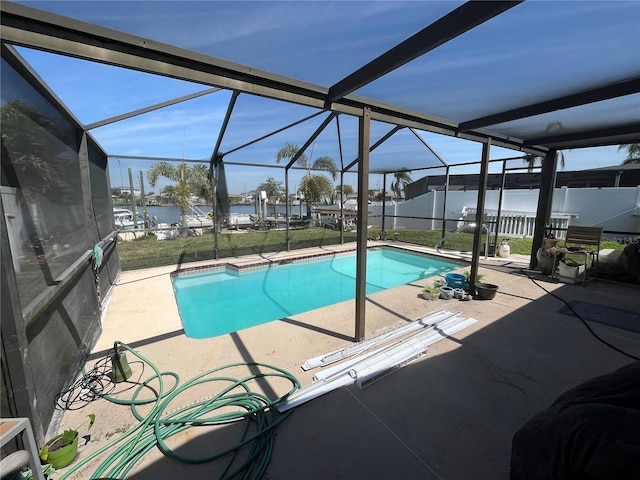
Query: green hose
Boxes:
[{"xmin": 61, "ymin": 341, "xmax": 300, "ymax": 480}]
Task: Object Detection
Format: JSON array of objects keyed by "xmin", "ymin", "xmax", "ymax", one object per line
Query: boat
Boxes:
[
  {"xmin": 113, "ymin": 208, "xmax": 146, "ymax": 230},
  {"xmin": 226, "ymin": 212, "xmax": 256, "ymax": 229},
  {"xmin": 184, "ymin": 202, "xmax": 214, "ymax": 228},
  {"xmin": 264, "ymin": 216, "xmax": 309, "ymax": 229},
  {"xmin": 313, "ymin": 205, "xmax": 358, "ymax": 231},
  {"xmin": 113, "ymin": 207, "xmax": 132, "ymax": 216},
  {"xmin": 154, "ymin": 228, "xmax": 176, "ymax": 240}
]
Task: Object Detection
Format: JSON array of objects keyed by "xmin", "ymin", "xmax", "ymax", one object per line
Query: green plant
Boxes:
[
  {"xmin": 424, "ymin": 277, "xmax": 445, "ymax": 293},
  {"xmin": 275, "ymin": 143, "xmax": 338, "ymax": 218},
  {"xmin": 422, "ymin": 280, "xmax": 445, "ymax": 300},
  {"xmin": 147, "ymin": 161, "xmax": 213, "ymax": 233},
  {"xmin": 391, "ymin": 169, "xmax": 413, "ymax": 200},
  {"xmin": 39, "ymin": 414, "xmax": 95, "ymax": 463},
  {"xmin": 423, "ymin": 283, "xmax": 442, "ymax": 294},
  {"xmin": 463, "ymin": 270, "xmax": 484, "ymax": 283}
]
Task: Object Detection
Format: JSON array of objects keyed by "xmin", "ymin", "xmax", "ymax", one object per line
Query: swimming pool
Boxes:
[{"xmin": 171, "ymin": 247, "xmax": 459, "ymax": 338}]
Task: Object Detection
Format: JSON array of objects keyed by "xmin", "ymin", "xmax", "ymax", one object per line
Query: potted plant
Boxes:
[
  {"xmin": 462, "ymin": 270, "xmax": 484, "ymax": 289},
  {"xmin": 39, "ymin": 414, "xmax": 95, "ymax": 469},
  {"xmin": 421, "ymin": 282, "xmax": 443, "ymax": 300}
]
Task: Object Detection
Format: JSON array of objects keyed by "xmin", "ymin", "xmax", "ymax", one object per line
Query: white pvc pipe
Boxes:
[
  {"xmin": 301, "ymin": 310, "xmax": 452, "ymax": 371},
  {"xmin": 277, "ymin": 315, "xmax": 477, "ymax": 412},
  {"xmin": 313, "ymin": 315, "xmax": 475, "ymax": 381}
]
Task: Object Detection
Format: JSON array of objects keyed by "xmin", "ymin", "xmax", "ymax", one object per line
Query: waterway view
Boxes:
[{"xmin": 128, "ymin": 204, "xmax": 296, "ymax": 225}]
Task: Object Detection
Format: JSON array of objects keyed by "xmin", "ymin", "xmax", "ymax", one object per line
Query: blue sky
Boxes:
[{"xmin": 14, "ymin": 1, "xmax": 637, "ymax": 194}]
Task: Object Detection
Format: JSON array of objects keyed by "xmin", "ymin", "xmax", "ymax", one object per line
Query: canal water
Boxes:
[{"xmin": 138, "ymin": 204, "xmax": 302, "ymax": 225}]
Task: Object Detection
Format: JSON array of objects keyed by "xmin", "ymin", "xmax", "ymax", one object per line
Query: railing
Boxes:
[{"xmin": 461, "ymin": 208, "xmax": 574, "ymax": 239}]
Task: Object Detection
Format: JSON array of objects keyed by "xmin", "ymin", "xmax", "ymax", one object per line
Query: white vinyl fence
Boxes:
[{"xmin": 369, "ymin": 186, "xmax": 640, "ymax": 241}]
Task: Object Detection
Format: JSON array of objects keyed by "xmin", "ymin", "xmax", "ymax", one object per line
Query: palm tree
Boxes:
[
  {"xmin": 336, "ymin": 184, "xmax": 354, "ymax": 196},
  {"xmin": 299, "ymin": 174, "xmax": 334, "ymax": 209},
  {"xmin": 523, "ymin": 152, "xmax": 565, "ymax": 172},
  {"xmin": 618, "ymin": 144, "xmax": 640, "ymax": 164},
  {"xmin": 147, "ymin": 162, "xmax": 213, "ymax": 234},
  {"xmin": 391, "ymin": 169, "xmax": 413, "ymax": 201},
  {"xmin": 160, "ymin": 185, "xmax": 177, "ymax": 205},
  {"xmin": 275, "ymin": 143, "xmax": 338, "ymax": 217}
]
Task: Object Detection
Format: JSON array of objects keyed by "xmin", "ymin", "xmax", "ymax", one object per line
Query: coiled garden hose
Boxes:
[{"xmin": 60, "ymin": 341, "xmax": 300, "ymax": 480}]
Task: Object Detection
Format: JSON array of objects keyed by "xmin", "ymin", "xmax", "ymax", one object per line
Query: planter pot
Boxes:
[
  {"xmin": 439, "ymin": 285, "xmax": 454, "ymax": 300},
  {"xmin": 42, "ymin": 432, "xmax": 78, "ymax": 469},
  {"xmin": 421, "ymin": 291, "xmax": 440, "ymax": 301},
  {"xmin": 476, "ymin": 283, "xmax": 499, "ymax": 300},
  {"xmin": 453, "ymin": 288, "xmax": 466, "ymax": 299},
  {"xmin": 445, "ymin": 273, "xmax": 465, "ymax": 288},
  {"xmin": 537, "ymin": 238, "xmax": 559, "ymax": 275}
]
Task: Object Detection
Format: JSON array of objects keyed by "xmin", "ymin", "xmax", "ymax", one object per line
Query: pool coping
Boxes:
[{"xmin": 169, "ymin": 244, "xmax": 469, "ymax": 279}]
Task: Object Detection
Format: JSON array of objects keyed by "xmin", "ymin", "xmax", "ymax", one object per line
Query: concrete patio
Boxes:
[{"xmin": 51, "ymin": 243, "xmax": 640, "ymax": 480}]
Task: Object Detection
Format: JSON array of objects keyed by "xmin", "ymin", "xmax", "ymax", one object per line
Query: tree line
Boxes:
[
  {"xmin": 145, "ymin": 142, "xmax": 640, "ymax": 231},
  {"xmin": 146, "ymin": 143, "xmax": 414, "ymax": 225}
]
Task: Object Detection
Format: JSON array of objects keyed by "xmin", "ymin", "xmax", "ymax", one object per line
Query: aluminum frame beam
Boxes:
[
  {"xmin": 442, "ymin": 166, "xmax": 450, "ymax": 239},
  {"xmin": 1, "ymin": 43, "xmax": 81, "ymax": 128},
  {"xmin": 285, "ymin": 113, "xmax": 338, "ymax": 169},
  {"xmin": 335, "ymin": 117, "xmax": 346, "ymax": 245},
  {"xmin": 408, "ymin": 128, "xmax": 448, "ymax": 167},
  {"xmin": 355, "ymin": 108, "xmax": 371, "ymax": 342},
  {"xmin": 523, "ymin": 122, "xmax": 640, "ymax": 149},
  {"xmin": 530, "ymin": 150, "xmax": 558, "ymax": 271},
  {"xmin": 223, "ymin": 111, "xmax": 324, "ymax": 156},
  {"xmin": 458, "ymin": 78, "xmax": 640, "ymax": 132},
  {"xmin": 327, "ymin": 1, "xmax": 522, "ymax": 103},
  {"xmin": 469, "ymin": 140, "xmax": 491, "ymax": 296},
  {"xmin": 0, "ymin": 2, "xmax": 327, "ymax": 104},
  {"xmin": 210, "ymin": 91, "xmax": 240, "ymax": 259},
  {"xmin": 0, "ymin": 199, "xmax": 44, "ymax": 443},
  {"xmin": 344, "ymin": 126, "xmax": 403, "ymax": 172},
  {"xmin": 0, "ymin": 1, "xmax": 548, "ymax": 157},
  {"xmin": 283, "ymin": 112, "xmax": 337, "ymax": 248},
  {"xmin": 108, "ymin": 154, "xmax": 328, "ymax": 174},
  {"xmin": 109, "ymin": 155, "xmax": 209, "ymax": 163},
  {"xmin": 381, "ymin": 172, "xmax": 388, "ymax": 233},
  {"xmin": 85, "ymin": 87, "xmax": 221, "ymax": 130}
]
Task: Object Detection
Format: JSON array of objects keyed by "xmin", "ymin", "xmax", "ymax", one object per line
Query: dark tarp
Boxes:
[{"xmin": 511, "ymin": 361, "xmax": 640, "ymax": 479}]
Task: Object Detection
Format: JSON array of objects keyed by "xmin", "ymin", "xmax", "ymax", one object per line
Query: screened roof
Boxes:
[{"xmin": 2, "ymin": 1, "xmax": 639, "ymax": 178}]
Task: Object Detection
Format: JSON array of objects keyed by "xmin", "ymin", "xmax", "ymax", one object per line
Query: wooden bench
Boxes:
[{"xmin": 552, "ymin": 226, "xmax": 603, "ymax": 285}]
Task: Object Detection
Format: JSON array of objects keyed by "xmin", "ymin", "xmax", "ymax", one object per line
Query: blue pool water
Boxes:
[{"xmin": 172, "ymin": 248, "xmax": 458, "ymax": 339}]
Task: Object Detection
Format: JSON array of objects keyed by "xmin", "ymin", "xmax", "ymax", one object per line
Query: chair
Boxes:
[
  {"xmin": 0, "ymin": 418, "xmax": 45, "ymax": 480},
  {"xmin": 552, "ymin": 226, "xmax": 603, "ymax": 285}
]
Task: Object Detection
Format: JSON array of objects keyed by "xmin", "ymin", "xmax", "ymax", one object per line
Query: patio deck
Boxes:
[{"xmin": 52, "ymin": 242, "xmax": 640, "ymax": 479}]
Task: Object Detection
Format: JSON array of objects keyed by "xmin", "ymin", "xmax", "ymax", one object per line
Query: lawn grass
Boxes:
[
  {"xmin": 118, "ymin": 228, "xmax": 357, "ymax": 270},
  {"xmin": 117, "ymin": 227, "xmax": 625, "ymax": 271}
]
